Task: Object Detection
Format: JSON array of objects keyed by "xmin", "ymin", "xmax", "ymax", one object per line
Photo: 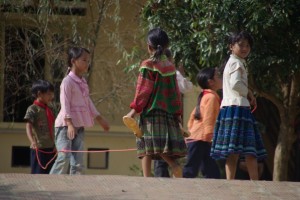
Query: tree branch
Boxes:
[{"xmin": 248, "ymin": 74, "xmax": 284, "ymax": 113}]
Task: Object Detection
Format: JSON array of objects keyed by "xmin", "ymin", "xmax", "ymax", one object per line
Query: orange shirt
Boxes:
[{"xmin": 187, "ymin": 89, "xmax": 221, "ymax": 142}]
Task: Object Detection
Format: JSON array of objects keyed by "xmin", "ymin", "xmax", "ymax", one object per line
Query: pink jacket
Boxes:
[{"xmin": 55, "ymin": 71, "xmax": 100, "ymax": 128}]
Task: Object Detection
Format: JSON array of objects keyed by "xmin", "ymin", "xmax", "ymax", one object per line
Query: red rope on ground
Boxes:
[
  {"xmin": 60, "ymin": 148, "xmax": 137, "ymax": 153},
  {"xmin": 35, "ymin": 148, "xmax": 58, "ymax": 170},
  {"xmin": 35, "ymin": 148, "xmax": 137, "ymax": 169}
]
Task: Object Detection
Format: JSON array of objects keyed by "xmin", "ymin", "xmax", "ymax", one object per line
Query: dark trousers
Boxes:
[
  {"xmin": 154, "ymin": 160, "xmax": 170, "ymax": 177},
  {"xmin": 183, "ymin": 140, "xmax": 220, "ymax": 178},
  {"xmin": 31, "ymin": 148, "xmax": 56, "ymax": 174}
]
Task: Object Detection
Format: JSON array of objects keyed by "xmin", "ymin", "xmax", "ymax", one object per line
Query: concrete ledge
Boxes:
[{"xmin": 0, "ymin": 174, "xmax": 300, "ymax": 200}]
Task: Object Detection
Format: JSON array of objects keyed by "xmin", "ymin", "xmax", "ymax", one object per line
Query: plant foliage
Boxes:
[{"xmin": 141, "ymin": 0, "xmax": 300, "ymax": 99}]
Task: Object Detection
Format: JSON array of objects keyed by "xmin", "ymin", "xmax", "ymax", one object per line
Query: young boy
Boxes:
[{"xmin": 24, "ymin": 80, "xmax": 56, "ymax": 174}]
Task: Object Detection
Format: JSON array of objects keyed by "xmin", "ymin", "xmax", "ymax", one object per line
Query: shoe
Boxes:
[
  {"xmin": 122, "ymin": 116, "xmax": 143, "ymax": 138},
  {"xmin": 172, "ymin": 165, "xmax": 182, "ymax": 178},
  {"xmin": 179, "ymin": 123, "xmax": 191, "ymax": 138}
]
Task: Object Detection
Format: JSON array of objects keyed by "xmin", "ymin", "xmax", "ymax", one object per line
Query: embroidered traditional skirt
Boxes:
[
  {"xmin": 137, "ymin": 109, "xmax": 187, "ymax": 160},
  {"xmin": 210, "ymin": 106, "xmax": 267, "ymax": 160}
]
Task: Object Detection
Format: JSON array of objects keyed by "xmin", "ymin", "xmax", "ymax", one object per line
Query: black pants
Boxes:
[
  {"xmin": 31, "ymin": 148, "xmax": 56, "ymax": 174},
  {"xmin": 183, "ymin": 140, "xmax": 220, "ymax": 178},
  {"xmin": 154, "ymin": 160, "xmax": 170, "ymax": 177}
]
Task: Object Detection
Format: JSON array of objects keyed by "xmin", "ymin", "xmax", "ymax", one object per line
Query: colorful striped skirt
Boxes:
[
  {"xmin": 210, "ymin": 106, "xmax": 267, "ymax": 160},
  {"xmin": 137, "ymin": 109, "xmax": 187, "ymax": 160}
]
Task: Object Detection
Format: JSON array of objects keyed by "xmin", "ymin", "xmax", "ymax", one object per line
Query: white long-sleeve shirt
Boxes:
[
  {"xmin": 221, "ymin": 54, "xmax": 250, "ymax": 107},
  {"xmin": 176, "ymin": 70, "xmax": 193, "ymax": 94}
]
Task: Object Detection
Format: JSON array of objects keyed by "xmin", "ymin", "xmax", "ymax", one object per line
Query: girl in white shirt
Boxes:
[{"xmin": 210, "ymin": 31, "xmax": 267, "ymax": 180}]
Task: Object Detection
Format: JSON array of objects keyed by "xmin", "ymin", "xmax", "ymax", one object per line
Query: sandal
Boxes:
[{"xmin": 122, "ymin": 116, "xmax": 143, "ymax": 138}]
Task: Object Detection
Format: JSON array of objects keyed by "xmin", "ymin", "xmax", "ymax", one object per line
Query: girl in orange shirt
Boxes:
[{"xmin": 183, "ymin": 67, "xmax": 222, "ymax": 178}]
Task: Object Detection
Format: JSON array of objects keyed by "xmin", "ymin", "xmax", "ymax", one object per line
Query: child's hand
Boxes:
[
  {"xmin": 177, "ymin": 63, "xmax": 186, "ymax": 77},
  {"xmin": 96, "ymin": 115, "xmax": 110, "ymax": 132},
  {"xmin": 30, "ymin": 141, "xmax": 37, "ymax": 149},
  {"xmin": 67, "ymin": 125, "xmax": 76, "ymax": 140},
  {"xmin": 100, "ymin": 118, "xmax": 110, "ymax": 132},
  {"xmin": 249, "ymin": 97, "xmax": 257, "ymax": 108},
  {"xmin": 126, "ymin": 109, "xmax": 137, "ymax": 118},
  {"xmin": 248, "ymin": 90, "xmax": 257, "ymax": 107}
]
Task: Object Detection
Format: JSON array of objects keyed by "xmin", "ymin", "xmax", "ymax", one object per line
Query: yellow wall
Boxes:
[
  {"xmin": 0, "ymin": 0, "xmax": 144, "ymax": 175},
  {"xmin": 0, "ymin": 124, "xmax": 29, "ymax": 173},
  {"xmin": 0, "ymin": 123, "xmax": 141, "ymax": 175},
  {"xmin": 0, "ymin": 92, "xmax": 199, "ymax": 175},
  {"xmin": 0, "ymin": 0, "xmax": 201, "ymax": 175}
]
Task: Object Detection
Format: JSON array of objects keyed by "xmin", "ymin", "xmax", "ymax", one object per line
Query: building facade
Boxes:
[{"xmin": 0, "ymin": 0, "xmax": 198, "ymax": 175}]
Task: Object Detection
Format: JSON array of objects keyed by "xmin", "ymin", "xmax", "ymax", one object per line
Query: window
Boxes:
[
  {"xmin": 3, "ymin": 27, "xmax": 44, "ymax": 122},
  {"xmin": 2, "ymin": 27, "xmax": 68, "ymax": 122},
  {"xmin": 11, "ymin": 146, "xmax": 30, "ymax": 167},
  {"xmin": 87, "ymin": 148, "xmax": 109, "ymax": 169},
  {"xmin": 0, "ymin": 1, "xmax": 85, "ymax": 122}
]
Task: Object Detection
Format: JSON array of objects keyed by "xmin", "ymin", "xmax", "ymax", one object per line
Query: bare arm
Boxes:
[
  {"xmin": 65, "ymin": 118, "xmax": 75, "ymax": 140},
  {"xmin": 248, "ymin": 89, "xmax": 257, "ymax": 108},
  {"xmin": 126, "ymin": 109, "xmax": 137, "ymax": 118},
  {"xmin": 26, "ymin": 122, "xmax": 37, "ymax": 149},
  {"xmin": 95, "ymin": 115, "xmax": 110, "ymax": 132}
]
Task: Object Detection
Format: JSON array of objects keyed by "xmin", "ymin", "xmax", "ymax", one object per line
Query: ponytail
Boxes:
[
  {"xmin": 147, "ymin": 28, "xmax": 169, "ymax": 62},
  {"xmin": 194, "ymin": 67, "xmax": 216, "ymax": 120},
  {"xmin": 65, "ymin": 67, "xmax": 71, "ymax": 76},
  {"xmin": 66, "ymin": 47, "xmax": 90, "ymax": 77},
  {"xmin": 194, "ymin": 92, "xmax": 204, "ymax": 120},
  {"xmin": 152, "ymin": 45, "xmax": 164, "ymax": 62}
]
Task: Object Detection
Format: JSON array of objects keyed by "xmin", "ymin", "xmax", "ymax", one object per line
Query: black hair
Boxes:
[
  {"xmin": 31, "ymin": 80, "xmax": 54, "ymax": 99},
  {"xmin": 228, "ymin": 31, "xmax": 254, "ymax": 48},
  {"xmin": 194, "ymin": 67, "xmax": 216, "ymax": 120},
  {"xmin": 147, "ymin": 28, "xmax": 169, "ymax": 62},
  {"xmin": 165, "ymin": 48, "xmax": 172, "ymax": 59},
  {"xmin": 66, "ymin": 47, "xmax": 90, "ymax": 75}
]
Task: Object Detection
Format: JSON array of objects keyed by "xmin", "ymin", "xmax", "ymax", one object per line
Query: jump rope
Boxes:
[{"xmin": 36, "ymin": 105, "xmax": 257, "ymax": 170}]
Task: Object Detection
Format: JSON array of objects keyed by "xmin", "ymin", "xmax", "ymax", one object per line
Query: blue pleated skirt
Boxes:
[{"xmin": 210, "ymin": 106, "xmax": 267, "ymax": 160}]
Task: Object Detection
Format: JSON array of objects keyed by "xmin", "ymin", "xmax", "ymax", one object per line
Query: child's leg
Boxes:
[
  {"xmin": 154, "ymin": 160, "xmax": 170, "ymax": 177},
  {"xmin": 50, "ymin": 127, "xmax": 71, "ymax": 174},
  {"xmin": 160, "ymin": 154, "xmax": 182, "ymax": 178},
  {"xmin": 30, "ymin": 149, "xmax": 39, "ymax": 174},
  {"xmin": 183, "ymin": 141, "xmax": 202, "ymax": 178},
  {"xmin": 141, "ymin": 155, "xmax": 152, "ymax": 177},
  {"xmin": 70, "ymin": 127, "xmax": 85, "ymax": 175},
  {"xmin": 245, "ymin": 155, "xmax": 259, "ymax": 180},
  {"xmin": 201, "ymin": 142, "xmax": 220, "ymax": 179},
  {"xmin": 225, "ymin": 154, "xmax": 239, "ymax": 180}
]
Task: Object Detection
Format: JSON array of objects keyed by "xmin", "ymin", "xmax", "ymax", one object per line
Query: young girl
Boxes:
[
  {"xmin": 50, "ymin": 47, "xmax": 110, "ymax": 175},
  {"xmin": 183, "ymin": 67, "xmax": 222, "ymax": 179},
  {"xmin": 153, "ymin": 48, "xmax": 193, "ymax": 178},
  {"xmin": 24, "ymin": 80, "xmax": 56, "ymax": 174},
  {"xmin": 124, "ymin": 28, "xmax": 187, "ymax": 177},
  {"xmin": 210, "ymin": 31, "xmax": 267, "ymax": 180}
]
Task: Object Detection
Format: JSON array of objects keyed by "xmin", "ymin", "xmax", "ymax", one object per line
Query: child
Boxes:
[
  {"xmin": 210, "ymin": 31, "xmax": 267, "ymax": 180},
  {"xmin": 154, "ymin": 48, "xmax": 193, "ymax": 178},
  {"xmin": 50, "ymin": 47, "xmax": 110, "ymax": 175},
  {"xmin": 24, "ymin": 80, "xmax": 56, "ymax": 174},
  {"xmin": 124, "ymin": 28, "xmax": 187, "ymax": 177},
  {"xmin": 183, "ymin": 67, "xmax": 222, "ymax": 178},
  {"xmin": 165, "ymin": 49, "xmax": 193, "ymax": 94}
]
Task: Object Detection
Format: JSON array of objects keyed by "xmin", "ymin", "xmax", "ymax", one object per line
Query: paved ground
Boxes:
[{"xmin": 0, "ymin": 174, "xmax": 300, "ymax": 200}]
